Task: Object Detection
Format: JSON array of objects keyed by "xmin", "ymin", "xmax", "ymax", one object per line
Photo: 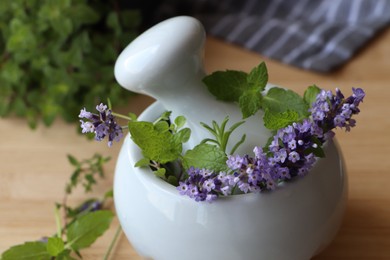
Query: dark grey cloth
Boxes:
[{"xmin": 146, "ymin": 0, "xmax": 390, "ymax": 72}]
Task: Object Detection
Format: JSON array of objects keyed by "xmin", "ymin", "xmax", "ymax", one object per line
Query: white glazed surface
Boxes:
[{"xmin": 114, "ymin": 102, "xmax": 347, "ymax": 260}]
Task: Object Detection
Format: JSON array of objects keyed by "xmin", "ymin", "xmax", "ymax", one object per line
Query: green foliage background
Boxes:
[{"xmin": 0, "ymin": 0, "xmax": 140, "ymax": 128}]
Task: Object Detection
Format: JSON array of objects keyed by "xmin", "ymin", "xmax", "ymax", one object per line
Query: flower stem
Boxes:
[
  {"xmin": 54, "ymin": 206, "xmax": 62, "ymax": 238},
  {"xmin": 112, "ymin": 112, "xmax": 133, "ymax": 121},
  {"xmin": 103, "ymin": 225, "xmax": 123, "ymax": 260}
]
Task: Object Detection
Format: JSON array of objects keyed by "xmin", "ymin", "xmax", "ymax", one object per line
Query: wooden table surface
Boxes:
[{"xmin": 1, "ymin": 27, "xmax": 390, "ymax": 259}]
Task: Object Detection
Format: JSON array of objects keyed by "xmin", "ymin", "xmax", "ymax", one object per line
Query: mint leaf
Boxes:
[
  {"xmin": 237, "ymin": 62, "xmax": 268, "ymax": 118},
  {"xmin": 304, "ymin": 85, "xmax": 321, "ymax": 106},
  {"xmin": 153, "ymin": 168, "xmax": 166, "ymax": 178},
  {"xmin": 203, "ymin": 70, "xmax": 248, "ymax": 101},
  {"xmin": 154, "ymin": 120, "xmax": 170, "ymax": 133},
  {"xmin": 56, "ymin": 250, "xmax": 75, "ymax": 260},
  {"xmin": 1, "ymin": 241, "xmax": 51, "ymax": 260},
  {"xmin": 238, "ymin": 89, "xmax": 263, "ymax": 118},
  {"xmin": 174, "ymin": 115, "xmax": 186, "ymax": 129},
  {"xmin": 67, "ymin": 154, "xmax": 79, "ymax": 167},
  {"xmin": 263, "ymin": 109, "xmax": 300, "ymax": 130},
  {"xmin": 173, "ymin": 128, "xmax": 191, "ymax": 144},
  {"xmin": 263, "ymin": 87, "xmax": 309, "ymax": 118},
  {"xmin": 66, "ymin": 210, "xmax": 114, "ymax": 251},
  {"xmin": 134, "ymin": 158, "xmax": 150, "ymax": 167},
  {"xmin": 128, "ymin": 121, "xmax": 182, "ymax": 164},
  {"xmin": 47, "ymin": 237, "xmax": 65, "ymax": 257},
  {"xmin": 247, "ymin": 61, "xmax": 268, "ymax": 91},
  {"xmin": 183, "ymin": 143, "xmax": 228, "ymax": 172},
  {"xmin": 203, "ymin": 62, "xmax": 269, "ymax": 118}
]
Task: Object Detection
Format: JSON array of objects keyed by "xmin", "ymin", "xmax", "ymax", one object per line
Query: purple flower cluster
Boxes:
[
  {"xmin": 311, "ymin": 87, "xmax": 365, "ymax": 133},
  {"xmin": 177, "ymin": 167, "xmax": 226, "ymax": 202},
  {"xmin": 79, "ymin": 103, "xmax": 123, "ymax": 147},
  {"xmin": 178, "ymin": 118, "xmax": 321, "ymax": 202},
  {"xmin": 218, "ymin": 119, "xmax": 320, "ymax": 196},
  {"xmin": 178, "ymin": 88, "xmax": 365, "ymax": 202}
]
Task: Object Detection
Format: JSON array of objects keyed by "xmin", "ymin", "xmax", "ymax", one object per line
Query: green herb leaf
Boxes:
[
  {"xmin": 183, "ymin": 143, "xmax": 228, "ymax": 172},
  {"xmin": 134, "ymin": 158, "xmax": 150, "ymax": 167},
  {"xmin": 128, "ymin": 121, "xmax": 183, "ymax": 164},
  {"xmin": 1, "ymin": 241, "xmax": 51, "ymax": 260},
  {"xmin": 263, "ymin": 87, "xmax": 309, "ymax": 118},
  {"xmin": 174, "ymin": 115, "xmax": 186, "ymax": 129},
  {"xmin": 173, "ymin": 128, "xmax": 191, "ymax": 144},
  {"xmin": 153, "ymin": 168, "xmax": 166, "ymax": 178},
  {"xmin": 56, "ymin": 250, "xmax": 75, "ymax": 260},
  {"xmin": 154, "ymin": 121, "xmax": 170, "ymax": 133},
  {"xmin": 203, "ymin": 62, "xmax": 269, "ymax": 118},
  {"xmin": 238, "ymin": 89, "xmax": 263, "ymax": 118},
  {"xmin": 104, "ymin": 189, "xmax": 114, "ymax": 199},
  {"xmin": 263, "ymin": 109, "xmax": 300, "ymax": 130},
  {"xmin": 247, "ymin": 61, "xmax": 268, "ymax": 91},
  {"xmin": 304, "ymin": 85, "xmax": 321, "ymax": 106},
  {"xmin": 66, "ymin": 210, "xmax": 114, "ymax": 251},
  {"xmin": 203, "ymin": 70, "xmax": 248, "ymax": 102},
  {"xmin": 46, "ymin": 236, "xmax": 65, "ymax": 257},
  {"xmin": 67, "ymin": 154, "xmax": 79, "ymax": 167}
]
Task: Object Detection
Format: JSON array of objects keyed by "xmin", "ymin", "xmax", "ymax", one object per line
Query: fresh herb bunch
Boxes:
[
  {"xmin": 0, "ymin": 0, "xmax": 140, "ymax": 128},
  {"xmin": 1, "ymin": 154, "xmax": 117, "ymax": 259},
  {"xmin": 78, "ymin": 62, "xmax": 365, "ymax": 202}
]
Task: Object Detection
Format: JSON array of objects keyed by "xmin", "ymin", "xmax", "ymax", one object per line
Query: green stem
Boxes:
[
  {"xmin": 230, "ymin": 134, "xmax": 246, "ymax": 155},
  {"xmin": 112, "ymin": 112, "xmax": 133, "ymax": 121},
  {"xmin": 54, "ymin": 206, "xmax": 62, "ymax": 238},
  {"xmin": 103, "ymin": 225, "xmax": 123, "ymax": 260}
]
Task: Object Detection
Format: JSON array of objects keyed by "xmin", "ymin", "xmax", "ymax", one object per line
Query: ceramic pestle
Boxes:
[{"xmin": 114, "ymin": 16, "xmax": 271, "ymax": 154}]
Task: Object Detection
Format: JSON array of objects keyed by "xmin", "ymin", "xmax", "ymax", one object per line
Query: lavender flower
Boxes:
[
  {"xmin": 78, "ymin": 199, "xmax": 103, "ymax": 213},
  {"xmin": 79, "ymin": 103, "xmax": 123, "ymax": 147},
  {"xmin": 310, "ymin": 88, "xmax": 365, "ymax": 133},
  {"xmin": 177, "ymin": 167, "xmax": 234, "ymax": 202}
]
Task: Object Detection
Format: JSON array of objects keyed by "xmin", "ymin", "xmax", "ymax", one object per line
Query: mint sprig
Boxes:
[
  {"xmin": 129, "ymin": 115, "xmax": 190, "ymax": 165},
  {"xmin": 129, "ymin": 114, "xmax": 191, "ymax": 185},
  {"xmin": 1, "ymin": 242, "xmax": 51, "ymax": 260},
  {"xmin": 203, "ymin": 62, "xmax": 268, "ymax": 118},
  {"xmin": 1, "ymin": 211, "xmax": 114, "ymax": 260},
  {"xmin": 1, "ymin": 154, "xmax": 115, "ymax": 260},
  {"xmin": 66, "ymin": 211, "xmax": 114, "ymax": 251},
  {"xmin": 129, "ymin": 121, "xmax": 182, "ymax": 163},
  {"xmin": 203, "ymin": 62, "xmax": 319, "ymax": 130},
  {"xmin": 202, "ymin": 70, "xmax": 248, "ymax": 102}
]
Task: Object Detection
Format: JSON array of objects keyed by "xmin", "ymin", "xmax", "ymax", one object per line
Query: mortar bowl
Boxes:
[{"xmin": 114, "ymin": 101, "xmax": 347, "ymax": 260}]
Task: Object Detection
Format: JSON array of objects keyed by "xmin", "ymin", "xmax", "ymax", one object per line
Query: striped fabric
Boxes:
[{"xmin": 149, "ymin": 0, "xmax": 390, "ymax": 72}]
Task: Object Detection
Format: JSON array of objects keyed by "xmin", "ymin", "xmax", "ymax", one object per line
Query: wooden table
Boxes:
[{"xmin": 1, "ymin": 27, "xmax": 390, "ymax": 259}]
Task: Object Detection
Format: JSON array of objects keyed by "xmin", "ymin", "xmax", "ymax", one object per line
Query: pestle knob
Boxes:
[{"xmin": 115, "ymin": 16, "xmax": 270, "ymax": 154}]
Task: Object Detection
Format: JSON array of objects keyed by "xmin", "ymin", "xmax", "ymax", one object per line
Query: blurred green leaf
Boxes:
[
  {"xmin": 46, "ymin": 237, "xmax": 65, "ymax": 257},
  {"xmin": 0, "ymin": 1, "xmax": 140, "ymax": 128},
  {"xmin": 1, "ymin": 241, "xmax": 51, "ymax": 260},
  {"xmin": 1, "ymin": 61, "xmax": 23, "ymax": 84},
  {"xmin": 7, "ymin": 19, "xmax": 36, "ymax": 52},
  {"xmin": 66, "ymin": 210, "xmax": 114, "ymax": 251}
]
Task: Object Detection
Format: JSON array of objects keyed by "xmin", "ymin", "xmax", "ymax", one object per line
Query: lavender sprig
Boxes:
[
  {"xmin": 79, "ymin": 103, "xmax": 123, "ymax": 147},
  {"xmin": 178, "ymin": 88, "xmax": 365, "ymax": 202}
]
